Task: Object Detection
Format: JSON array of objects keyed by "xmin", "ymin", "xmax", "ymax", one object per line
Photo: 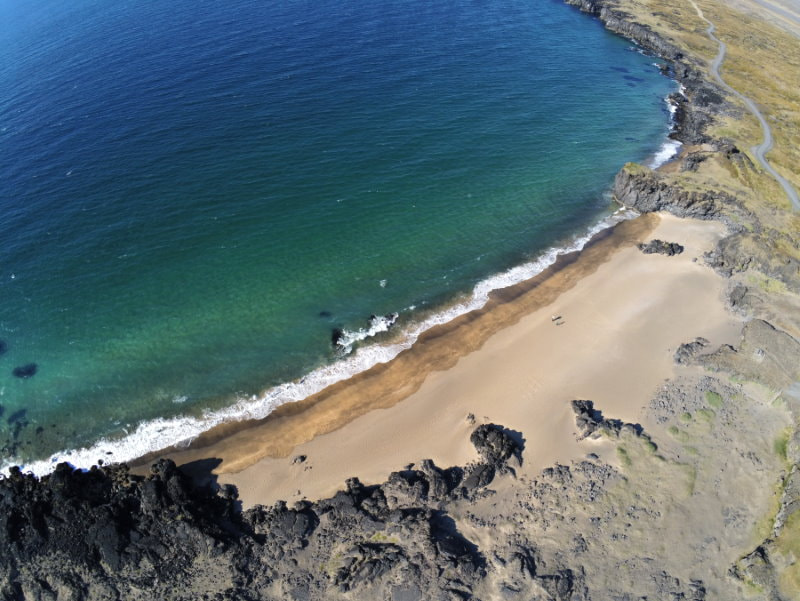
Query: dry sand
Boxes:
[{"xmin": 152, "ymin": 212, "xmax": 742, "ymax": 508}]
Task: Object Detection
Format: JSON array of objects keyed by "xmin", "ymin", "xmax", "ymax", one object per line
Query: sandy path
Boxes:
[{"xmin": 689, "ymin": 0, "xmax": 800, "ymax": 210}]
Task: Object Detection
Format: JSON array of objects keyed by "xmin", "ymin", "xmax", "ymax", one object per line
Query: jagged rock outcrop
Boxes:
[
  {"xmin": 706, "ymin": 231, "xmax": 800, "ymax": 293},
  {"xmin": 700, "ymin": 319, "xmax": 800, "ymax": 389},
  {"xmin": 674, "ymin": 337, "xmax": 710, "ymax": 365},
  {"xmin": 638, "ymin": 239, "xmax": 684, "ymax": 256},
  {"xmin": 0, "ymin": 425, "xmax": 552, "ymax": 601},
  {"xmin": 613, "ymin": 163, "xmax": 744, "ymax": 222},
  {"xmin": 571, "ymin": 400, "xmax": 643, "ymax": 440},
  {"xmin": 563, "ymin": 0, "xmax": 683, "ymax": 60},
  {"xmin": 470, "ymin": 423, "xmax": 522, "ymax": 468}
]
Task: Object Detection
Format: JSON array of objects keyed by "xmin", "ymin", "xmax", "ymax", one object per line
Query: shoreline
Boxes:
[
  {"xmin": 137, "ymin": 211, "xmax": 742, "ymax": 509},
  {"xmin": 3, "ymin": 0, "xmax": 688, "ymax": 479},
  {"xmin": 10, "ymin": 205, "xmax": 640, "ymax": 477},
  {"xmin": 7, "ymin": 0, "xmax": 800, "ymax": 598},
  {"xmin": 129, "ymin": 212, "xmax": 650, "ymax": 472},
  {"xmin": 9, "ymin": 55, "xmax": 686, "ymax": 480}
]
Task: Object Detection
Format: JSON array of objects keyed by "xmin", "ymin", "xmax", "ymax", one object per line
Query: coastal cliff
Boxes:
[{"xmin": 564, "ymin": 0, "xmax": 684, "ymax": 59}]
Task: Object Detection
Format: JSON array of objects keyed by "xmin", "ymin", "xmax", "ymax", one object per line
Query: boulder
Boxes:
[
  {"xmin": 470, "ymin": 424, "xmax": 521, "ymax": 467},
  {"xmin": 638, "ymin": 239, "xmax": 684, "ymax": 256}
]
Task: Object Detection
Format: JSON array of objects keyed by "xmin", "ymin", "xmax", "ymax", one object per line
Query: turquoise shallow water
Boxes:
[{"xmin": 0, "ymin": 0, "xmax": 675, "ymax": 471}]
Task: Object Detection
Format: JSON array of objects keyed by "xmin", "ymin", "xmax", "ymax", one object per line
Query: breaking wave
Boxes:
[{"xmin": 7, "ymin": 207, "xmax": 638, "ymax": 477}]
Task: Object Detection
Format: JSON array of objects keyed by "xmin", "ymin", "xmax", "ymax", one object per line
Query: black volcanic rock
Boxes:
[
  {"xmin": 12, "ymin": 363, "xmax": 37, "ymax": 379},
  {"xmin": 571, "ymin": 400, "xmax": 644, "ymax": 441},
  {"xmin": 613, "ymin": 164, "xmax": 741, "ymax": 222},
  {"xmin": 0, "ymin": 425, "xmax": 527, "ymax": 600},
  {"xmin": 470, "ymin": 423, "xmax": 522, "ymax": 467},
  {"xmin": 674, "ymin": 337, "xmax": 710, "ymax": 365},
  {"xmin": 638, "ymin": 239, "xmax": 684, "ymax": 256},
  {"xmin": 331, "ymin": 327, "xmax": 345, "ymax": 347}
]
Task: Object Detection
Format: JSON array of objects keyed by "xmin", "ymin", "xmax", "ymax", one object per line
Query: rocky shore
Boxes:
[{"xmin": 2, "ymin": 0, "xmax": 799, "ymax": 599}]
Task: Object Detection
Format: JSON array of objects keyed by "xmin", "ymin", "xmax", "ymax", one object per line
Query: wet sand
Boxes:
[{"xmin": 142, "ymin": 212, "xmax": 742, "ymax": 508}]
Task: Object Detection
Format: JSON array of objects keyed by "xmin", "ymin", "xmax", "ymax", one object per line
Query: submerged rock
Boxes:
[
  {"xmin": 7, "ymin": 408, "xmax": 27, "ymax": 425},
  {"xmin": 0, "ymin": 339, "xmax": 7, "ymax": 356},
  {"xmin": 12, "ymin": 363, "xmax": 37, "ymax": 379}
]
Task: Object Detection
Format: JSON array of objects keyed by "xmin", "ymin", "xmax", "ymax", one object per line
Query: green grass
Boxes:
[
  {"xmin": 696, "ymin": 408, "xmax": 716, "ymax": 422},
  {"xmin": 705, "ymin": 391, "xmax": 723, "ymax": 409},
  {"xmin": 747, "ymin": 273, "xmax": 788, "ymax": 295},
  {"xmin": 775, "ymin": 509, "xmax": 800, "ymax": 595},
  {"xmin": 680, "ymin": 412, "xmax": 693, "ymax": 422},
  {"xmin": 617, "ymin": 446, "xmax": 632, "ymax": 468},
  {"xmin": 682, "ymin": 464, "xmax": 698, "ymax": 496},
  {"xmin": 668, "ymin": 425, "xmax": 690, "ymax": 443},
  {"xmin": 773, "ymin": 429, "xmax": 790, "ymax": 463},
  {"xmin": 369, "ymin": 532, "xmax": 400, "ymax": 544}
]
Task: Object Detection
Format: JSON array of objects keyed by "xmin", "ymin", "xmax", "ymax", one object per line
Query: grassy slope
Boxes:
[
  {"xmin": 621, "ymin": 0, "xmax": 800, "ymax": 222},
  {"xmin": 613, "ymin": 1, "xmax": 800, "ymax": 597}
]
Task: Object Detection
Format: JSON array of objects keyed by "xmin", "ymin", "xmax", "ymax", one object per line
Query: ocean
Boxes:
[{"xmin": 0, "ymin": 0, "xmax": 676, "ymax": 473}]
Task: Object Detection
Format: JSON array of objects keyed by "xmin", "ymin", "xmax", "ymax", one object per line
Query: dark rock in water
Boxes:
[
  {"xmin": 0, "ymin": 404, "xmax": 4, "ymax": 420},
  {"xmin": 12, "ymin": 363, "xmax": 37, "ymax": 378},
  {"xmin": 7, "ymin": 408, "xmax": 27, "ymax": 425},
  {"xmin": 638, "ymin": 239, "xmax": 684, "ymax": 256},
  {"xmin": 10, "ymin": 421, "xmax": 27, "ymax": 441},
  {"xmin": 318, "ymin": 310, "xmax": 332, "ymax": 318},
  {"xmin": 0, "ymin": 339, "xmax": 7, "ymax": 356},
  {"xmin": 331, "ymin": 328, "xmax": 345, "ymax": 347},
  {"xmin": 674, "ymin": 337, "xmax": 710, "ymax": 365}
]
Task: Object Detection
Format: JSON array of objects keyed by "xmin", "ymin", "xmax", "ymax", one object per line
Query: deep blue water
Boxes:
[{"xmin": 0, "ymin": 0, "xmax": 675, "ymax": 471}]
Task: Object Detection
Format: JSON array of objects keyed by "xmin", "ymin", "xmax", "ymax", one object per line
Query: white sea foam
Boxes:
[
  {"xmin": 648, "ymin": 139, "xmax": 682, "ymax": 169},
  {"xmin": 6, "ymin": 207, "xmax": 638, "ymax": 478},
  {"xmin": 646, "ymin": 94, "xmax": 682, "ymax": 169},
  {"xmin": 335, "ymin": 313, "xmax": 399, "ymax": 353}
]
